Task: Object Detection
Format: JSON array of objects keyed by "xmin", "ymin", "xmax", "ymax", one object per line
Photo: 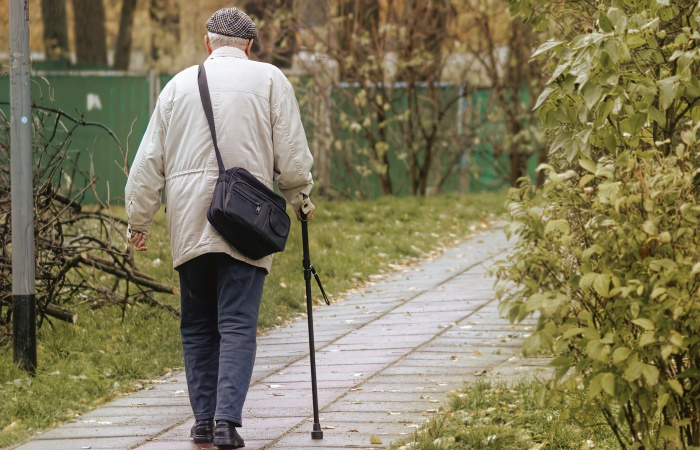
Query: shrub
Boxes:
[{"xmin": 496, "ymin": 0, "xmax": 700, "ymax": 448}]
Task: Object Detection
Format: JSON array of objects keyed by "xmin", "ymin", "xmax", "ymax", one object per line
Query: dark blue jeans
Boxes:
[{"xmin": 178, "ymin": 253, "xmax": 266, "ymax": 426}]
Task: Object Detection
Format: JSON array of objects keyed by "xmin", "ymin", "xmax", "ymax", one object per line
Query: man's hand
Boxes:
[
  {"xmin": 129, "ymin": 232, "xmax": 148, "ymax": 251},
  {"xmin": 295, "ymin": 205, "xmax": 315, "ymax": 222}
]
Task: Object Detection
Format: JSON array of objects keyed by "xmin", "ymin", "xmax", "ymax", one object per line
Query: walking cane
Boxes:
[{"xmin": 300, "ymin": 210, "xmax": 329, "ymax": 439}]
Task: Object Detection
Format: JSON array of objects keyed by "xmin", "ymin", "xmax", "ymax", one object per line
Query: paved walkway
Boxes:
[{"xmin": 13, "ymin": 224, "xmax": 550, "ymax": 450}]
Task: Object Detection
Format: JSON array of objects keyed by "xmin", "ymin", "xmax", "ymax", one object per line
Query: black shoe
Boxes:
[
  {"xmin": 213, "ymin": 420, "xmax": 245, "ymax": 449},
  {"xmin": 190, "ymin": 418, "xmax": 214, "ymax": 444}
]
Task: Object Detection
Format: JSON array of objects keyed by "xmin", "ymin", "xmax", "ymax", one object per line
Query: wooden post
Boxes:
[{"xmin": 10, "ymin": 0, "xmax": 37, "ymax": 374}]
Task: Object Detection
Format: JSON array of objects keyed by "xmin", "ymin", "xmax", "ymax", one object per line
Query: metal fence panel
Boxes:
[{"xmin": 1, "ymin": 73, "xmax": 150, "ymax": 203}]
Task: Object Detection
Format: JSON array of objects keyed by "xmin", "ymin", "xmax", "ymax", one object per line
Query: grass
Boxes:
[
  {"xmin": 390, "ymin": 380, "xmax": 620, "ymax": 450},
  {"xmin": 0, "ymin": 192, "xmax": 505, "ymax": 447}
]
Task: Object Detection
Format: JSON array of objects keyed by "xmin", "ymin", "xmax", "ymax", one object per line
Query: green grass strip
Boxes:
[
  {"xmin": 390, "ymin": 380, "xmax": 621, "ymax": 450},
  {"xmin": 0, "ymin": 192, "xmax": 504, "ymax": 447}
]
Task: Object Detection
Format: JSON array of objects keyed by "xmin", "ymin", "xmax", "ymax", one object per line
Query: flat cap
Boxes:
[{"xmin": 206, "ymin": 7, "xmax": 258, "ymax": 39}]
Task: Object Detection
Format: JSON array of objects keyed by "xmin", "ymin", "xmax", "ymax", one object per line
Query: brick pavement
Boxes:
[{"xmin": 12, "ymin": 224, "xmax": 551, "ymax": 450}]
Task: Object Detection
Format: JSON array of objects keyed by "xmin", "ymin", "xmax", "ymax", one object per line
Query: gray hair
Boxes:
[{"xmin": 208, "ymin": 32, "xmax": 251, "ymax": 50}]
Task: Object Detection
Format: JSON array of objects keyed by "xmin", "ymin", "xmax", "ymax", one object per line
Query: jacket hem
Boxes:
[{"xmin": 173, "ymin": 244, "xmax": 272, "ymax": 274}]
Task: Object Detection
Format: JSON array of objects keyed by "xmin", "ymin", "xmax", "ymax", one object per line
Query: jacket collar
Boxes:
[{"xmin": 207, "ymin": 46, "xmax": 249, "ymax": 61}]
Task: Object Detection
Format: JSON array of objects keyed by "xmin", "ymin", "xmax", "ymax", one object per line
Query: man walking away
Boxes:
[{"xmin": 124, "ymin": 7, "xmax": 315, "ymax": 449}]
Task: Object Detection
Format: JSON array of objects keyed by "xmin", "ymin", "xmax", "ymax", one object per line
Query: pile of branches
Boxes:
[{"xmin": 0, "ymin": 99, "xmax": 177, "ymax": 346}]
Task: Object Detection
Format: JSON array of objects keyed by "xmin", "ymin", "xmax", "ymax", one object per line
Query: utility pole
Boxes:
[{"xmin": 10, "ymin": 0, "xmax": 37, "ymax": 373}]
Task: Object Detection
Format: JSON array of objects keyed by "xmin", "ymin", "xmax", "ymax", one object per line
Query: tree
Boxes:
[
  {"xmin": 73, "ymin": 0, "xmax": 108, "ymax": 66},
  {"xmin": 497, "ymin": 0, "xmax": 700, "ymax": 447},
  {"xmin": 456, "ymin": 0, "xmax": 543, "ymax": 187},
  {"xmin": 114, "ymin": 0, "xmax": 139, "ymax": 70},
  {"xmin": 243, "ymin": 0, "xmax": 297, "ymax": 68},
  {"xmin": 40, "ymin": 0, "xmax": 69, "ymax": 62},
  {"xmin": 299, "ymin": 0, "xmax": 541, "ymax": 197}
]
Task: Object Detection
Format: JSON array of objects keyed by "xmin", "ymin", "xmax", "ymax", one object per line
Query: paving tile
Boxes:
[
  {"xmin": 273, "ymin": 430, "xmax": 406, "ymax": 448},
  {"xmin": 74, "ymin": 405, "xmax": 193, "ymax": 418},
  {"xmin": 107, "ymin": 395, "xmax": 191, "ymax": 407},
  {"xmin": 137, "ymin": 439, "xmax": 272, "ymax": 449},
  {"xmin": 312, "ymin": 411, "xmax": 430, "ymax": 424},
  {"xmin": 14, "ymin": 436, "xmax": 146, "ymax": 449},
  {"xmin": 61, "ymin": 414, "xmax": 184, "ymax": 428}
]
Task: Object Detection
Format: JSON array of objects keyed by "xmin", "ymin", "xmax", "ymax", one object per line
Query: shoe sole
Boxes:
[
  {"xmin": 193, "ymin": 435, "xmax": 214, "ymax": 444},
  {"xmin": 213, "ymin": 439, "xmax": 245, "ymax": 448}
]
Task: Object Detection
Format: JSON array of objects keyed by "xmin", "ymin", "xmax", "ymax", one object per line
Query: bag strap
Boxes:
[{"xmin": 198, "ymin": 64, "xmax": 226, "ymax": 174}]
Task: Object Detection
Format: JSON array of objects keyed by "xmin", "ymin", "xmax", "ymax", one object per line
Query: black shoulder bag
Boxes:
[{"xmin": 198, "ymin": 64, "xmax": 291, "ymax": 260}]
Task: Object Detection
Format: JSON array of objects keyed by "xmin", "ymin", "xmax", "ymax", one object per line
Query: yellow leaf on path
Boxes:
[
  {"xmin": 370, "ymin": 435, "xmax": 383, "ymax": 444},
  {"xmin": 474, "ymin": 350, "xmax": 482, "ymax": 356},
  {"xmin": 322, "ymin": 425, "xmax": 335, "ymax": 429}
]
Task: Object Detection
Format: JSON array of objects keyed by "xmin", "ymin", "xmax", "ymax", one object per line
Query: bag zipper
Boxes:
[
  {"xmin": 232, "ymin": 180, "xmax": 286, "ymax": 212},
  {"xmin": 232, "ymin": 183, "xmax": 262, "ymax": 214}
]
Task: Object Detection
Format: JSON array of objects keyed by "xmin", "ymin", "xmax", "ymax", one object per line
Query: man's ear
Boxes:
[
  {"xmin": 204, "ymin": 35, "xmax": 213, "ymax": 55},
  {"xmin": 245, "ymin": 39, "xmax": 253, "ymax": 57}
]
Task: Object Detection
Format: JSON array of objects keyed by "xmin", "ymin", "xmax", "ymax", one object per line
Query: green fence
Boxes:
[
  {"xmin": 2, "ymin": 71, "xmax": 532, "ymax": 203},
  {"xmin": 1, "ymin": 73, "xmax": 150, "ymax": 203}
]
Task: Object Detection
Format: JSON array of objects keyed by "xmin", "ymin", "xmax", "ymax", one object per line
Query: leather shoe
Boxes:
[
  {"xmin": 213, "ymin": 420, "xmax": 245, "ymax": 448},
  {"xmin": 190, "ymin": 418, "xmax": 214, "ymax": 444}
]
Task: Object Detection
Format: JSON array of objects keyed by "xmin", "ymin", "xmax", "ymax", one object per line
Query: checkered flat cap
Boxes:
[{"xmin": 206, "ymin": 8, "xmax": 257, "ymax": 39}]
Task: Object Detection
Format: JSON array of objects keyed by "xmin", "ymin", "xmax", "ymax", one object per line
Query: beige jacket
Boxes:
[{"xmin": 125, "ymin": 46, "xmax": 314, "ymax": 272}]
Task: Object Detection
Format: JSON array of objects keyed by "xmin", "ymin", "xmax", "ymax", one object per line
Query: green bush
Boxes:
[{"xmin": 496, "ymin": 0, "xmax": 700, "ymax": 448}]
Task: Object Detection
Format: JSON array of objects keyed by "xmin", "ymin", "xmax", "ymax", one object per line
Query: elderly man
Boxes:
[{"xmin": 125, "ymin": 7, "xmax": 315, "ymax": 449}]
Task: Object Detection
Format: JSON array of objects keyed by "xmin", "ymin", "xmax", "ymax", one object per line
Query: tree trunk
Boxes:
[
  {"xmin": 271, "ymin": 0, "xmax": 296, "ymax": 68},
  {"xmin": 508, "ymin": 147, "xmax": 522, "ymax": 186},
  {"xmin": 114, "ymin": 0, "xmax": 138, "ymax": 70},
  {"xmin": 335, "ymin": 0, "xmax": 379, "ymax": 79},
  {"xmin": 379, "ymin": 166, "xmax": 393, "ymax": 196},
  {"xmin": 73, "ymin": 0, "xmax": 108, "ymax": 66},
  {"xmin": 150, "ymin": 0, "xmax": 180, "ymax": 69},
  {"xmin": 41, "ymin": 0, "xmax": 69, "ymax": 62},
  {"xmin": 245, "ymin": 0, "xmax": 271, "ymax": 62},
  {"xmin": 507, "ymin": 115, "xmax": 524, "ymax": 186}
]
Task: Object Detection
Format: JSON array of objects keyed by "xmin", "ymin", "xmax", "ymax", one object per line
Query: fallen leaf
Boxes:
[
  {"xmin": 450, "ymin": 356, "xmax": 458, "ymax": 360},
  {"xmin": 273, "ymin": 393, "xmax": 285, "ymax": 396},
  {"xmin": 474, "ymin": 350, "xmax": 483, "ymax": 356},
  {"xmin": 370, "ymin": 435, "xmax": 383, "ymax": 444},
  {"xmin": 348, "ymin": 429, "xmax": 359, "ymax": 432},
  {"xmin": 268, "ymin": 384, "xmax": 284, "ymax": 388},
  {"xmin": 3, "ymin": 420, "xmax": 22, "ymax": 433},
  {"xmin": 322, "ymin": 425, "xmax": 335, "ymax": 429}
]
